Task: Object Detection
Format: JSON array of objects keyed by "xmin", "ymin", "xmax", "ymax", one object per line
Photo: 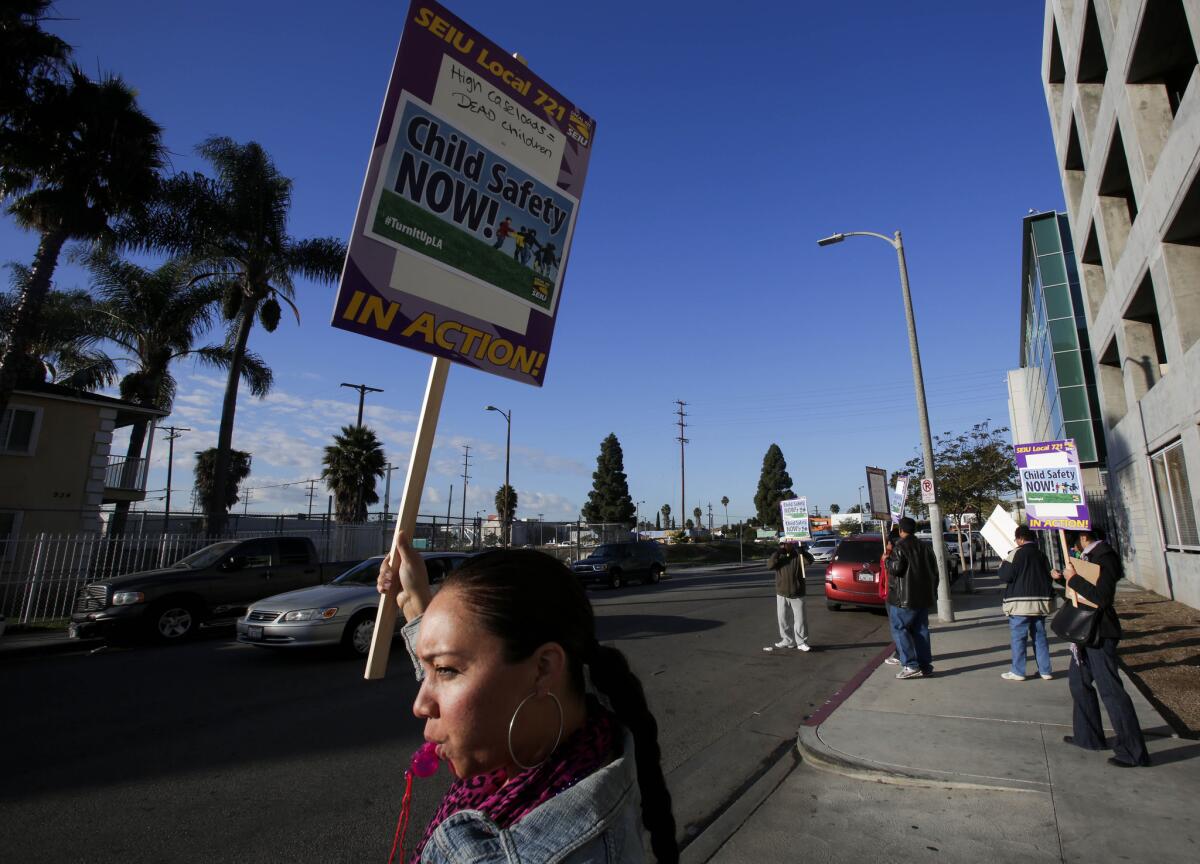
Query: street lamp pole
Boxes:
[
  {"xmin": 818, "ymin": 229, "xmax": 952, "ymax": 621},
  {"xmin": 857, "ymin": 485, "xmax": 866, "ymax": 534},
  {"xmin": 486, "ymin": 405, "xmax": 512, "ymax": 548}
]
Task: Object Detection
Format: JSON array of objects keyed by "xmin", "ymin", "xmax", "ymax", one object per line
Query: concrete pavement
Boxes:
[{"xmin": 710, "ymin": 572, "xmax": 1200, "ymax": 863}]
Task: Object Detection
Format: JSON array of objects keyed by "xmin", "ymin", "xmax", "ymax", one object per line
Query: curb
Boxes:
[
  {"xmin": 679, "ymin": 738, "xmax": 799, "ymax": 864},
  {"xmin": 795, "ymin": 724, "xmax": 1047, "ymax": 795},
  {"xmin": 0, "ymin": 634, "xmax": 100, "ymax": 659}
]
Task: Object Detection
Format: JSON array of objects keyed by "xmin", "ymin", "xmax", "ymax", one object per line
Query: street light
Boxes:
[
  {"xmin": 485, "ymin": 405, "xmax": 512, "ymax": 548},
  {"xmin": 818, "ymin": 229, "xmax": 952, "ymax": 621},
  {"xmin": 636, "ymin": 500, "xmax": 645, "ymax": 540}
]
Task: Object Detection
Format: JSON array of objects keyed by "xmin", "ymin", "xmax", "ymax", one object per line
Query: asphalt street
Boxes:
[{"xmin": 0, "ymin": 562, "xmax": 892, "ymax": 863}]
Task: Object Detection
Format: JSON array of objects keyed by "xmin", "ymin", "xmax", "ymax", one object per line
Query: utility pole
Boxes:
[
  {"xmin": 160, "ymin": 426, "xmax": 189, "ymax": 535},
  {"xmin": 460, "ymin": 444, "xmax": 472, "ymax": 536},
  {"xmin": 675, "ymin": 400, "xmax": 688, "ymax": 534},
  {"xmin": 707, "ymin": 502, "xmax": 713, "ymax": 535},
  {"xmin": 306, "ymin": 478, "xmax": 318, "ymax": 518},
  {"xmin": 340, "ymin": 382, "xmax": 384, "ymax": 427},
  {"xmin": 382, "ymin": 462, "xmax": 399, "ymax": 524},
  {"xmin": 446, "ymin": 484, "xmax": 453, "ymax": 548},
  {"xmin": 243, "ymin": 487, "xmax": 252, "ymax": 516}
]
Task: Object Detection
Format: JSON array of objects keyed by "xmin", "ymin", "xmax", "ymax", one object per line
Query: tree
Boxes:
[
  {"xmin": 580, "ymin": 433, "xmax": 635, "ymax": 525},
  {"xmin": 897, "ymin": 421, "xmax": 1020, "ymax": 569},
  {"xmin": 84, "ymin": 249, "xmax": 273, "ymax": 534},
  {"xmin": 721, "ymin": 495, "xmax": 730, "ymax": 532},
  {"xmin": 692, "ymin": 507, "xmax": 702, "ymax": 532},
  {"xmin": 846, "ymin": 504, "xmax": 863, "ymax": 513},
  {"xmin": 830, "ymin": 503, "xmax": 841, "ymax": 514},
  {"xmin": 0, "ymin": 67, "xmax": 164, "ymax": 419},
  {"xmin": 654, "ymin": 511, "xmax": 661, "ymax": 530},
  {"xmin": 495, "ymin": 484, "xmax": 517, "ymax": 544},
  {"xmin": 753, "ymin": 443, "xmax": 794, "ymax": 529},
  {"xmin": 660, "ymin": 504, "xmax": 671, "ymax": 530},
  {"xmin": 321, "ymin": 425, "xmax": 386, "ymax": 523},
  {"xmin": 134, "ymin": 137, "xmax": 345, "ymax": 535},
  {"xmin": 193, "ymin": 447, "xmax": 251, "ymax": 522},
  {"xmin": 685, "ymin": 519, "xmax": 695, "ymax": 530},
  {"xmin": 1, "ymin": 2, "xmax": 70, "ymax": 135},
  {"xmin": 0, "ymin": 270, "xmax": 115, "ymax": 390}
]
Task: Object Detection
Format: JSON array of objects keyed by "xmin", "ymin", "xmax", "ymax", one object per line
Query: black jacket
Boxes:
[
  {"xmin": 885, "ymin": 535, "xmax": 938, "ymax": 609},
  {"xmin": 768, "ymin": 547, "xmax": 805, "ymax": 598},
  {"xmin": 998, "ymin": 542, "xmax": 1055, "ymax": 610},
  {"xmin": 1067, "ymin": 540, "xmax": 1123, "ymax": 641}
]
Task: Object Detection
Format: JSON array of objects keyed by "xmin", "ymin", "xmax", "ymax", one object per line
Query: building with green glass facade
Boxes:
[{"xmin": 1009, "ymin": 212, "xmax": 1106, "ymax": 492}]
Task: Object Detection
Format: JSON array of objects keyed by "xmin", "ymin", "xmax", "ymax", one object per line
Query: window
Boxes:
[
  {"xmin": 0, "ymin": 407, "xmax": 38, "ymax": 455},
  {"xmin": 1150, "ymin": 441, "xmax": 1200, "ymax": 549},
  {"xmin": 235, "ymin": 538, "xmax": 275, "ymax": 568},
  {"xmin": 0, "ymin": 511, "xmax": 21, "ymax": 561},
  {"xmin": 277, "ymin": 538, "xmax": 312, "ymax": 565}
]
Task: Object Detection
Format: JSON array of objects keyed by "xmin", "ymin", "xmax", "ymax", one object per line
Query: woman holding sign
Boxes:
[
  {"xmin": 1051, "ymin": 528, "xmax": 1151, "ymax": 768},
  {"xmin": 378, "ymin": 535, "xmax": 679, "ymax": 863}
]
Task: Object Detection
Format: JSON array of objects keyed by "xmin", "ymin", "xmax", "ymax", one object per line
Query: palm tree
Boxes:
[
  {"xmin": 194, "ymin": 447, "xmax": 251, "ymax": 521},
  {"xmin": 495, "ymin": 484, "xmax": 517, "ymax": 545},
  {"xmin": 134, "ymin": 137, "xmax": 345, "ymax": 534},
  {"xmin": 0, "ymin": 67, "xmax": 164, "ymax": 419},
  {"xmin": 1, "ymin": 266, "xmax": 116, "ymax": 390},
  {"xmin": 660, "ymin": 504, "xmax": 671, "ymax": 531},
  {"xmin": 83, "ymin": 249, "xmax": 274, "ymax": 534},
  {"xmin": 721, "ymin": 495, "xmax": 730, "ymax": 533},
  {"xmin": 321, "ymin": 425, "xmax": 385, "ymax": 523},
  {"xmin": 1, "ymin": 2, "xmax": 70, "ymax": 127}
]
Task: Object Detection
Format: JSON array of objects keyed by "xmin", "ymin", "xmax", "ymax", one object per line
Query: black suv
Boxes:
[{"xmin": 571, "ymin": 541, "xmax": 666, "ymax": 589}]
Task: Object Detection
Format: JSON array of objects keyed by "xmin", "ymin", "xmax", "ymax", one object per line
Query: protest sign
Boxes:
[
  {"xmin": 980, "ymin": 504, "xmax": 1018, "ymax": 560},
  {"xmin": 780, "ymin": 497, "xmax": 812, "ymax": 542},
  {"xmin": 331, "ymin": 0, "xmax": 596, "ymax": 387},
  {"xmin": 890, "ymin": 475, "xmax": 909, "ymax": 525},
  {"xmin": 346, "ymin": 2, "xmax": 596, "ymax": 678},
  {"xmin": 866, "ymin": 466, "xmax": 889, "ymax": 520},
  {"xmin": 1014, "ymin": 439, "xmax": 1091, "ymax": 531}
]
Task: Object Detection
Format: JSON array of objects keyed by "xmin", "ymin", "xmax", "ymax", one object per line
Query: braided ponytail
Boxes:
[{"xmin": 589, "ymin": 644, "xmax": 679, "ymax": 864}]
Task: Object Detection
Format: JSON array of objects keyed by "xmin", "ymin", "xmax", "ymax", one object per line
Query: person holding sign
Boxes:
[
  {"xmin": 885, "ymin": 517, "xmax": 939, "ymax": 679},
  {"xmin": 377, "ymin": 535, "xmax": 679, "ymax": 862},
  {"xmin": 997, "ymin": 525, "xmax": 1056, "ymax": 681},
  {"xmin": 764, "ymin": 541, "xmax": 811, "ymax": 652},
  {"xmin": 1051, "ymin": 528, "xmax": 1151, "ymax": 768}
]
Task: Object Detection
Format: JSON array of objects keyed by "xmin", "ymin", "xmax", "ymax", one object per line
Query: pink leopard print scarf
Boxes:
[{"xmin": 412, "ymin": 708, "xmax": 618, "ymax": 862}]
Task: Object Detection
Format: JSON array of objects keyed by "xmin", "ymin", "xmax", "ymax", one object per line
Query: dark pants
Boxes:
[
  {"xmin": 887, "ymin": 605, "xmax": 932, "ymax": 673},
  {"xmin": 1067, "ymin": 637, "xmax": 1150, "ymax": 765}
]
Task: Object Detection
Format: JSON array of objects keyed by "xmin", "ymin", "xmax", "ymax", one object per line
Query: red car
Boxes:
[{"xmin": 824, "ymin": 534, "xmax": 887, "ymax": 610}]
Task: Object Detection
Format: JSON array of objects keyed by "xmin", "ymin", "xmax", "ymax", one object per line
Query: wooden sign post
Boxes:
[
  {"xmin": 364, "ymin": 357, "xmax": 449, "ymax": 680},
  {"xmin": 1058, "ymin": 528, "xmax": 1099, "ymax": 609}
]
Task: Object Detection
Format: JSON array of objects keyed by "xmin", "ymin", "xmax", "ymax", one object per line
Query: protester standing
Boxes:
[
  {"xmin": 1051, "ymin": 528, "xmax": 1151, "ymax": 768},
  {"xmin": 885, "ymin": 517, "xmax": 939, "ymax": 678},
  {"xmin": 997, "ymin": 524, "xmax": 1055, "ymax": 681},
  {"xmin": 765, "ymin": 541, "xmax": 810, "ymax": 651}
]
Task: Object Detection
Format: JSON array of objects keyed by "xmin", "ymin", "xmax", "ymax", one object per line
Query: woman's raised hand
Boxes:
[{"xmin": 377, "ymin": 530, "xmax": 433, "ymax": 621}]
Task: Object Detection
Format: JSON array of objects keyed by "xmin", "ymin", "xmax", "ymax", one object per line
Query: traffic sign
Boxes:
[{"xmin": 920, "ymin": 477, "xmax": 936, "ymax": 504}]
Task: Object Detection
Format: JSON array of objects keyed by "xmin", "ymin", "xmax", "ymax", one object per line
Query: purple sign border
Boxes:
[{"xmin": 1013, "ymin": 438, "xmax": 1092, "ymax": 531}]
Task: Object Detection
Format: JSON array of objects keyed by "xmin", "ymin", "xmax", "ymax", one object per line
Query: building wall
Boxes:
[
  {"xmin": 0, "ymin": 394, "xmax": 110, "ymax": 537},
  {"xmin": 1043, "ymin": 0, "xmax": 1200, "ymax": 606}
]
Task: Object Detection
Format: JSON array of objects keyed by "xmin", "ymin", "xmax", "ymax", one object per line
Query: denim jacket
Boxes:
[{"xmin": 401, "ymin": 617, "xmax": 647, "ymax": 863}]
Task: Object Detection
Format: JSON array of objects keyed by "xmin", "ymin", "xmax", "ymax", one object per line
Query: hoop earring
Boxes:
[{"xmin": 507, "ymin": 691, "xmax": 564, "ymax": 770}]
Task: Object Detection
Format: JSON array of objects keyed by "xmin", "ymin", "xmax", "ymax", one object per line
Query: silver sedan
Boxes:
[
  {"xmin": 236, "ymin": 552, "xmax": 472, "ymax": 656},
  {"xmin": 808, "ymin": 538, "xmax": 840, "ymax": 563}
]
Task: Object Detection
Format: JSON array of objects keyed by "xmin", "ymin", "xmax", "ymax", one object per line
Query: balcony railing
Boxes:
[{"xmin": 104, "ymin": 456, "xmax": 149, "ymax": 492}]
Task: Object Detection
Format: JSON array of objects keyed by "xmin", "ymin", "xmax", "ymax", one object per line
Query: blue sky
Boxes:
[{"xmin": 2, "ymin": 1, "xmax": 1063, "ymax": 524}]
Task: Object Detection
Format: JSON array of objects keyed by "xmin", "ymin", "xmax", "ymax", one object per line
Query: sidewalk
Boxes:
[
  {"xmin": 0, "ymin": 626, "xmax": 96, "ymax": 658},
  {"xmin": 711, "ymin": 572, "xmax": 1200, "ymax": 863}
]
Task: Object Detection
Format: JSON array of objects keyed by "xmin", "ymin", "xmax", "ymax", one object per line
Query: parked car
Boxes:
[
  {"xmin": 571, "ymin": 541, "xmax": 666, "ymax": 588},
  {"xmin": 808, "ymin": 537, "xmax": 840, "ymax": 563},
  {"xmin": 236, "ymin": 552, "xmax": 473, "ymax": 657},
  {"xmin": 916, "ymin": 532, "xmax": 965, "ymax": 581},
  {"xmin": 70, "ymin": 536, "xmax": 327, "ymax": 643},
  {"xmin": 824, "ymin": 534, "xmax": 886, "ymax": 610}
]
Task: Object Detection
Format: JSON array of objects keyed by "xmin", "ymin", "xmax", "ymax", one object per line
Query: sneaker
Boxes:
[
  {"xmin": 1040, "ymin": 673, "xmax": 1053, "ymax": 680},
  {"xmin": 896, "ymin": 667, "xmax": 924, "ymax": 679},
  {"xmin": 773, "ymin": 639, "xmax": 796, "ymax": 649},
  {"xmin": 1001, "ymin": 672, "xmax": 1027, "ymax": 681},
  {"xmin": 884, "ymin": 656, "xmax": 901, "ymax": 666},
  {"xmin": 796, "ymin": 642, "xmax": 811, "ymax": 652}
]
